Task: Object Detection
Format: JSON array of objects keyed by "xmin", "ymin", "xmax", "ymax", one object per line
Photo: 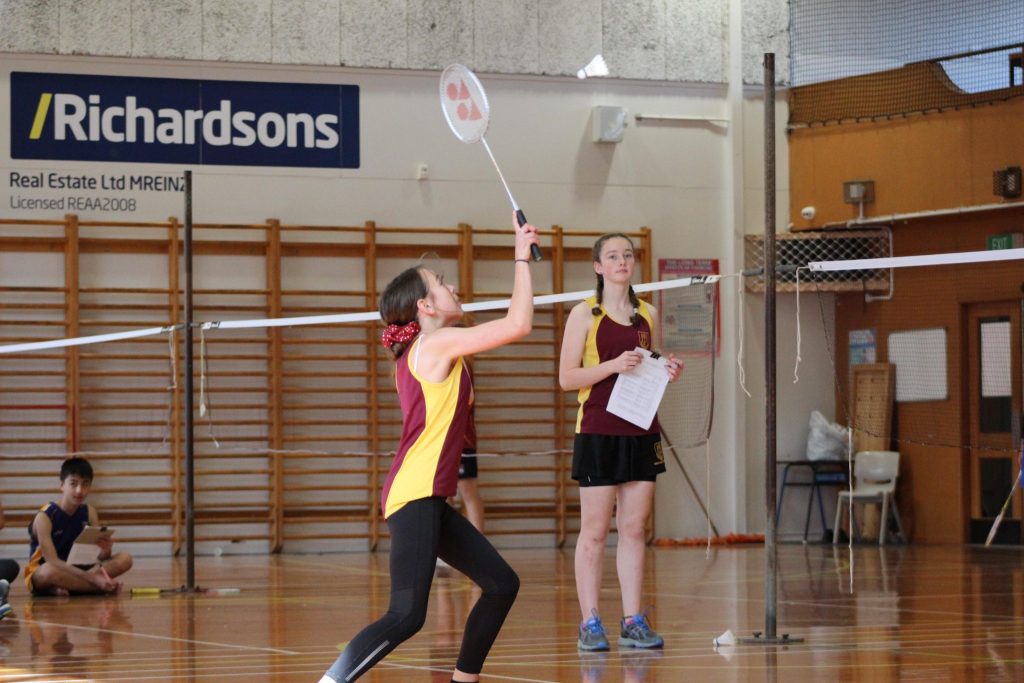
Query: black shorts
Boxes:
[
  {"xmin": 572, "ymin": 433, "xmax": 665, "ymax": 487},
  {"xmin": 0, "ymin": 558, "xmax": 19, "ymax": 584},
  {"xmin": 459, "ymin": 450, "xmax": 478, "ymax": 479}
]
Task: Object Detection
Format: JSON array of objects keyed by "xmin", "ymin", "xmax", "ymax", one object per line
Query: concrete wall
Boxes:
[{"xmin": 0, "ymin": 0, "xmax": 789, "ymax": 83}]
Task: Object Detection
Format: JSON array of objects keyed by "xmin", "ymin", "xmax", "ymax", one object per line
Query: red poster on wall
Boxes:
[{"xmin": 657, "ymin": 258, "xmax": 720, "ymax": 356}]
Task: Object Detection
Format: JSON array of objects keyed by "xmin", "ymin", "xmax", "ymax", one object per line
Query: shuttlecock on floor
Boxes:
[
  {"xmin": 577, "ymin": 54, "xmax": 608, "ymax": 79},
  {"xmin": 713, "ymin": 629, "xmax": 736, "ymax": 647}
]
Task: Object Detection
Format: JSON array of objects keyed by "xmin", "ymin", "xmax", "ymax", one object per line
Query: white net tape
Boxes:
[{"xmin": 196, "ymin": 276, "xmax": 720, "ymax": 332}]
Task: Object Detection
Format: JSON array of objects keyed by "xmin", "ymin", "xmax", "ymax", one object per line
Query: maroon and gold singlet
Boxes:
[
  {"xmin": 381, "ymin": 336, "xmax": 473, "ymax": 518},
  {"xmin": 575, "ymin": 295, "xmax": 660, "ymax": 436}
]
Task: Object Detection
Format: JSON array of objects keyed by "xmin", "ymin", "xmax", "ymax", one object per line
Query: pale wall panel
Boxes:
[
  {"xmin": 538, "ymin": 0, "xmax": 602, "ymax": 77},
  {"xmin": 602, "ymin": 0, "xmax": 665, "ymax": 80},
  {"xmin": 59, "ymin": 0, "xmax": 131, "ymax": 57},
  {"xmin": 742, "ymin": 0, "xmax": 789, "ymax": 84},
  {"xmin": 341, "ymin": 0, "xmax": 407, "ymax": 68},
  {"xmin": 272, "ymin": 0, "xmax": 340, "ymax": 65},
  {"xmin": 667, "ymin": 0, "xmax": 727, "ymax": 83},
  {"xmin": 1, "ymin": 0, "xmax": 747, "ymax": 84},
  {"xmin": 202, "ymin": 0, "xmax": 273, "ymax": 63},
  {"xmin": 474, "ymin": 0, "xmax": 538, "ymax": 74},
  {"xmin": 132, "ymin": 0, "xmax": 203, "ymax": 60},
  {"xmin": 406, "ymin": 0, "xmax": 474, "ymax": 70},
  {"xmin": 0, "ymin": 0, "xmax": 58, "ymax": 54}
]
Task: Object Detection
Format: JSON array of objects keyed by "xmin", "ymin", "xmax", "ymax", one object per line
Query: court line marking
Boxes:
[
  {"xmin": 378, "ymin": 661, "xmax": 559, "ymax": 683},
  {"xmin": 55, "ymin": 657, "xmax": 561, "ymax": 683},
  {"xmin": 278, "ymin": 555, "xmax": 393, "ymax": 578},
  {"xmin": 7, "ymin": 617, "xmax": 301, "ymax": 655}
]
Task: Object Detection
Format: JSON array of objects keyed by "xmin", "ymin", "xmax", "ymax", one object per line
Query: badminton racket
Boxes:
[
  {"xmin": 439, "ymin": 64, "xmax": 542, "ymax": 262},
  {"xmin": 984, "ymin": 439, "xmax": 1024, "ymax": 547}
]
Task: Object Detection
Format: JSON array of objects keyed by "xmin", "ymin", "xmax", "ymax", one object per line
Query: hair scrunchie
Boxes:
[{"xmin": 381, "ymin": 321, "xmax": 421, "ymax": 349}]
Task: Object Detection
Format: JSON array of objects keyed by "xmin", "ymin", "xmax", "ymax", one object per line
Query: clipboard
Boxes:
[{"xmin": 66, "ymin": 525, "xmax": 113, "ymax": 567}]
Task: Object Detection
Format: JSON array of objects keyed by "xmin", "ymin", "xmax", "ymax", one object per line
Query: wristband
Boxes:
[{"xmin": 514, "ymin": 259, "xmax": 530, "ymax": 264}]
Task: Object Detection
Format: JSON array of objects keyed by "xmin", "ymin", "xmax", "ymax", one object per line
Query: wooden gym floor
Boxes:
[{"xmin": 1, "ymin": 543, "xmax": 1022, "ymax": 682}]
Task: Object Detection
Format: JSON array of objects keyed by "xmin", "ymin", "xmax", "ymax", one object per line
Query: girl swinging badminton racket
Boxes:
[
  {"xmin": 559, "ymin": 233, "xmax": 683, "ymax": 651},
  {"xmin": 320, "ymin": 214, "xmax": 539, "ymax": 683}
]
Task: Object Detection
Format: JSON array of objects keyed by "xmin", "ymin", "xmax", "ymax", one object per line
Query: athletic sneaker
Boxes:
[
  {"xmin": 0, "ymin": 579, "xmax": 11, "ymax": 620},
  {"xmin": 619, "ymin": 613, "xmax": 664, "ymax": 649},
  {"xmin": 577, "ymin": 610, "xmax": 610, "ymax": 651}
]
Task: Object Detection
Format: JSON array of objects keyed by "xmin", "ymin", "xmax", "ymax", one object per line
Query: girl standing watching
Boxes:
[{"xmin": 559, "ymin": 233, "xmax": 682, "ymax": 651}]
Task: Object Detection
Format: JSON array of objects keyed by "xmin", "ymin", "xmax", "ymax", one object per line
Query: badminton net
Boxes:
[
  {"xmin": 0, "ymin": 260, "xmax": 722, "ymax": 554},
  {"xmin": 796, "ymin": 244, "xmax": 1024, "ymax": 544}
]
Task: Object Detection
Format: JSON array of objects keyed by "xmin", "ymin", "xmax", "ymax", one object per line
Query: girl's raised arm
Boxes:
[{"xmin": 432, "ymin": 215, "xmax": 539, "ymax": 359}]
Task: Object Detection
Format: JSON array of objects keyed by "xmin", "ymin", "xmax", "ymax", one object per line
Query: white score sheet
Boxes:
[
  {"xmin": 66, "ymin": 526, "xmax": 113, "ymax": 566},
  {"xmin": 606, "ymin": 347, "xmax": 669, "ymax": 430}
]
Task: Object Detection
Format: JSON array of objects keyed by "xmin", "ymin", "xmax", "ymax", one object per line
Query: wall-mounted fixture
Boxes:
[
  {"xmin": 843, "ymin": 180, "xmax": 875, "ymax": 204},
  {"xmin": 592, "ymin": 105, "xmax": 627, "ymax": 143},
  {"xmin": 843, "ymin": 180, "xmax": 875, "ymax": 220},
  {"xmin": 993, "ymin": 166, "xmax": 1022, "ymax": 199}
]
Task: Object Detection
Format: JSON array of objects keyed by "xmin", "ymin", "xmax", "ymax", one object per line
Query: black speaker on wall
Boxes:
[{"xmin": 993, "ymin": 166, "xmax": 1022, "ymax": 199}]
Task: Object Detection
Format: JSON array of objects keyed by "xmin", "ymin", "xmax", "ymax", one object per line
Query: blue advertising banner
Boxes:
[{"xmin": 10, "ymin": 72, "xmax": 359, "ymax": 168}]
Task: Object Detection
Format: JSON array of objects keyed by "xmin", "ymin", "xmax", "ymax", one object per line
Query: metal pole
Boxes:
[
  {"xmin": 1018, "ymin": 283, "xmax": 1024, "ymax": 454},
  {"xmin": 763, "ymin": 51, "xmax": 778, "ymax": 642},
  {"xmin": 765, "ymin": 52, "xmax": 778, "ymax": 643},
  {"xmin": 739, "ymin": 52, "xmax": 801, "ymax": 647},
  {"xmin": 183, "ymin": 169, "xmax": 196, "ymax": 590}
]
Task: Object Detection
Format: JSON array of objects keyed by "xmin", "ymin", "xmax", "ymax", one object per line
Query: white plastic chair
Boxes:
[{"xmin": 833, "ymin": 450, "xmax": 905, "ymax": 545}]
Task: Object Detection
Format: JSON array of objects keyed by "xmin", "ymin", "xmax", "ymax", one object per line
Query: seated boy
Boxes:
[{"xmin": 25, "ymin": 457, "xmax": 132, "ymax": 596}]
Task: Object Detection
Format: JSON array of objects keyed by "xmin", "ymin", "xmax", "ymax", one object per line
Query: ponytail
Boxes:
[
  {"xmin": 627, "ymin": 285, "xmax": 641, "ymax": 326},
  {"xmin": 380, "ymin": 321, "xmax": 421, "ymax": 359},
  {"xmin": 379, "ymin": 267, "xmax": 428, "ymax": 358},
  {"xmin": 591, "ymin": 275, "xmax": 604, "ymax": 316}
]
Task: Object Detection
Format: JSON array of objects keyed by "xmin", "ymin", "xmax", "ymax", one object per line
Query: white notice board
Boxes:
[{"xmin": 887, "ymin": 328, "xmax": 948, "ymax": 402}]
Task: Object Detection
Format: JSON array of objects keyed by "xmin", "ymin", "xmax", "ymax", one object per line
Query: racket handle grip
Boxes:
[{"xmin": 515, "ymin": 209, "xmax": 543, "ymax": 262}]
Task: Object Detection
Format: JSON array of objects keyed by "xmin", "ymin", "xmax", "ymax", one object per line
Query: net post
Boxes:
[
  {"xmin": 63, "ymin": 214, "xmax": 80, "ymax": 454},
  {"xmin": 168, "ymin": 218, "xmax": 183, "ymax": 556},
  {"xmin": 552, "ymin": 226, "xmax": 568, "ymax": 547},
  {"xmin": 367, "ymin": 220, "xmax": 381, "ymax": 551},
  {"xmin": 183, "ymin": 169, "xmax": 196, "ymax": 591},
  {"xmin": 1019, "ymin": 283, "xmax": 1024, "ymax": 463},
  {"xmin": 764, "ymin": 50, "xmax": 778, "ymax": 642},
  {"xmin": 267, "ymin": 218, "xmax": 284, "ymax": 553},
  {"xmin": 739, "ymin": 51, "xmax": 802, "ymax": 647}
]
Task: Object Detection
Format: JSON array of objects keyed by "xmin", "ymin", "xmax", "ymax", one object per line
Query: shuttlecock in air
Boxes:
[{"xmin": 577, "ymin": 54, "xmax": 609, "ymax": 79}]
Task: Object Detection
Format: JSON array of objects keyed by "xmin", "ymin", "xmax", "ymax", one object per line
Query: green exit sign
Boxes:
[{"xmin": 987, "ymin": 233, "xmax": 1024, "ymax": 250}]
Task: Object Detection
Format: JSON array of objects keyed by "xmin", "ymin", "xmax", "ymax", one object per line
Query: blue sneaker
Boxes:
[
  {"xmin": 619, "ymin": 613, "xmax": 664, "ymax": 649},
  {"xmin": 577, "ymin": 610, "xmax": 610, "ymax": 651}
]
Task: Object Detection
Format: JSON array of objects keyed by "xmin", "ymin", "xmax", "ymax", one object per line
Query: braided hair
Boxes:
[
  {"xmin": 590, "ymin": 233, "xmax": 641, "ymax": 326},
  {"xmin": 379, "ymin": 267, "xmax": 427, "ymax": 358}
]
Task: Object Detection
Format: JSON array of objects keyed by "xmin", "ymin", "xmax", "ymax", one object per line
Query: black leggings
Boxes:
[
  {"xmin": 326, "ymin": 497, "xmax": 519, "ymax": 682},
  {"xmin": 0, "ymin": 558, "xmax": 18, "ymax": 584}
]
